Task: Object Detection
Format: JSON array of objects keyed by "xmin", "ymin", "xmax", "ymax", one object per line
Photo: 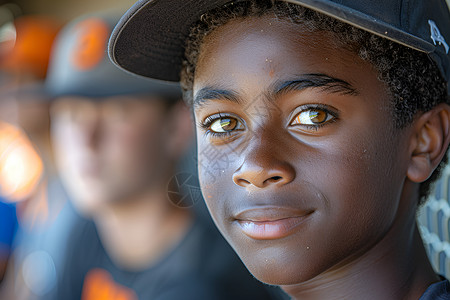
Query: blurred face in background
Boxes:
[
  {"xmin": 51, "ymin": 95, "xmax": 179, "ymax": 215},
  {"xmin": 14, "ymin": 94, "xmax": 51, "ymax": 139}
]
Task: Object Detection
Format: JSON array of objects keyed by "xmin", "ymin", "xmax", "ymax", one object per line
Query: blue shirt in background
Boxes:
[{"xmin": 0, "ymin": 199, "xmax": 18, "ymax": 254}]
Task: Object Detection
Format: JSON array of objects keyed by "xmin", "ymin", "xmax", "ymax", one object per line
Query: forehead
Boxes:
[
  {"xmin": 194, "ymin": 15, "xmax": 373, "ymax": 96},
  {"xmin": 52, "ymin": 95, "xmax": 165, "ymax": 110}
]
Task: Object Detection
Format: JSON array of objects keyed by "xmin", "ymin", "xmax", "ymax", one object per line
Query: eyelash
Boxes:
[
  {"xmin": 301, "ymin": 120, "xmax": 336, "ymax": 131},
  {"xmin": 199, "ymin": 112, "xmax": 238, "ymax": 138},
  {"xmin": 290, "ymin": 104, "xmax": 338, "ymax": 131}
]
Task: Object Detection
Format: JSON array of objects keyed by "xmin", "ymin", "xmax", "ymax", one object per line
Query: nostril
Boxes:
[
  {"xmin": 233, "ymin": 163, "xmax": 295, "ymax": 188},
  {"xmin": 234, "ymin": 178, "xmax": 251, "ymax": 187},
  {"xmin": 262, "ymin": 176, "xmax": 283, "ymax": 186}
]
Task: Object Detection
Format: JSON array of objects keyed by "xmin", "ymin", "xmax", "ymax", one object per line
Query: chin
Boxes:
[
  {"xmin": 230, "ymin": 239, "xmax": 326, "ymax": 286},
  {"xmin": 71, "ymin": 193, "xmax": 109, "ymax": 216}
]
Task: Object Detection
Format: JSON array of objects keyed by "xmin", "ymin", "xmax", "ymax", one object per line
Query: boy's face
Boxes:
[
  {"xmin": 51, "ymin": 96, "xmax": 172, "ymax": 214},
  {"xmin": 193, "ymin": 16, "xmax": 416, "ymax": 285}
]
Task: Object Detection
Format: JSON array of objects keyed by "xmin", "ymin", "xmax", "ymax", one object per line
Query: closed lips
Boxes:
[{"xmin": 234, "ymin": 207, "xmax": 314, "ymax": 240}]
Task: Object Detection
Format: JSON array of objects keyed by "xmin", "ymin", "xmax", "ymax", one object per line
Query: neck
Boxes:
[
  {"xmin": 282, "ymin": 181, "xmax": 439, "ymax": 300},
  {"xmin": 94, "ymin": 189, "xmax": 193, "ymax": 271}
]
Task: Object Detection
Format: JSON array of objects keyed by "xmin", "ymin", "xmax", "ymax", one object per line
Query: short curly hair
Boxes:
[{"xmin": 180, "ymin": 0, "xmax": 449, "ymax": 203}]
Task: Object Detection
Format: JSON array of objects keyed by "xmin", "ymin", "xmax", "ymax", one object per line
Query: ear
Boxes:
[
  {"xmin": 165, "ymin": 101, "xmax": 194, "ymax": 158},
  {"xmin": 407, "ymin": 103, "xmax": 450, "ymax": 183}
]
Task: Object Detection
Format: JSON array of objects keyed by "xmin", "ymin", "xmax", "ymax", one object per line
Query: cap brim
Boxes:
[{"xmin": 108, "ymin": 0, "xmax": 436, "ymax": 82}]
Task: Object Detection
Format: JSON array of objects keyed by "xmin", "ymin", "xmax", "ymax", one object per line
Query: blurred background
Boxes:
[{"xmin": 0, "ymin": 0, "xmax": 136, "ymax": 21}]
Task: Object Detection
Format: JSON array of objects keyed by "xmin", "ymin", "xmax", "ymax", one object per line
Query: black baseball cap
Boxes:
[
  {"xmin": 46, "ymin": 12, "xmax": 181, "ymax": 100},
  {"xmin": 108, "ymin": 0, "xmax": 450, "ymax": 94}
]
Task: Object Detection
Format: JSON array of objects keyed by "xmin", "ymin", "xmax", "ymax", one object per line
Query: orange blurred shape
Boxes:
[
  {"xmin": 70, "ymin": 18, "xmax": 110, "ymax": 71},
  {"xmin": 0, "ymin": 121, "xmax": 43, "ymax": 201},
  {"xmin": 82, "ymin": 269, "xmax": 137, "ymax": 300},
  {"xmin": 0, "ymin": 16, "xmax": 60, "ymax": 79}
]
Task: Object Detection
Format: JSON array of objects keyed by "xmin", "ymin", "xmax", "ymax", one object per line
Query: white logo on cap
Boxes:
[{"xmin": 428, "ymin": 20, "xmax": 449, "ymax": 54}]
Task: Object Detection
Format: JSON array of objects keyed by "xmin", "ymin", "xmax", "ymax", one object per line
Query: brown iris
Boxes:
[
  {"xmin": 308, "ymin": 110, "xmax": 327, "ymax": 123},
  {"xmin": 220, "ymin": 118, "xmax": 237, "ymax": 131},
  {"xmin": 292, "ymin": 109, "xmax": 329, "ymax": 125}
]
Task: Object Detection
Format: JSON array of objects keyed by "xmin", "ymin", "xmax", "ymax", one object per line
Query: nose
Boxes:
[
  {"xmin": 84, "ymin": 119, "xmax": 101, "ymax": 150},
  {"xmin": 76, "ymin": 105, "xmax": 102, "ymax": 150},
  {"xmin": 232, "ymin": 134, "xmax": 295, "ymax": 188},
  {"xmin": 233, "ymin": 162, "xmax": 295, "ymax": 188}
]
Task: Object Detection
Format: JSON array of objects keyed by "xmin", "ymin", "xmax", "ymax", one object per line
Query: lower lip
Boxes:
[{"xmin": 237, "ymin": 215, "xmax": 312, "ymax": 240}]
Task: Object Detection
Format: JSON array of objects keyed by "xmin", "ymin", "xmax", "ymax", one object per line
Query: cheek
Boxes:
[
  {"xmin": 105, "ymin": 123, "xmax": 159, "ymax": 158},
  {"xmin": 312, "ymin": 124, "xmax": 404, "ymax": 239},
  {"xmin": 53, "ymin": 125, "xmax": 82, "ymax": 168},
  {"xmin": 196, "ymin": 134, "xmax": 239, "ymax": 222},
  {"xmin": 107, "ymin": 125, "xmax": 170, "ymax": 185}
]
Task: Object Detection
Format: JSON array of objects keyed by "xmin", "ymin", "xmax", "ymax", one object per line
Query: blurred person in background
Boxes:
[
  {"xmin": 47, "ymin": 12, "xmax": 283, "ymax": 300},
  {"xmin": 0, "ymin": 12, "xmax": 85, "ymax": 300}
]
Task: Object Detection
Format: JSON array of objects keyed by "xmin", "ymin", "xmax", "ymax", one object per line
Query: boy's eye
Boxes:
[
  {"xmin": 290, "ymin": 108, "xmax": 335, "ymax": 126},
  {"xmin": 210, "ymin": 117, "xmax": 243, "ymax": 133}
]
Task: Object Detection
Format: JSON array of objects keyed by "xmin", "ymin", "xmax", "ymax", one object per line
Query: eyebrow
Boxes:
[
  {"xmin": 275, "ymin": 73, "xmax": 359, "ymax": 96},
  {"xmin": 193, "ymin": 73, "xmax": 358, "ymax": 108},
  {"xmin": 193, "ymin": 88, "xmax": 241, "ymax": 108}
]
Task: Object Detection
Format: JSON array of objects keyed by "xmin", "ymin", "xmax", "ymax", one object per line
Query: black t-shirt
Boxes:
[{"xmin": 55, "ymin": 217, "xmax": 284, "ymax": 300}]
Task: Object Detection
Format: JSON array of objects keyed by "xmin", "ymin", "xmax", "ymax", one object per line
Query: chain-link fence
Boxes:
[{"xmin": 418, "ymin": 163, "xmax": 450, "ymax": 279}]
